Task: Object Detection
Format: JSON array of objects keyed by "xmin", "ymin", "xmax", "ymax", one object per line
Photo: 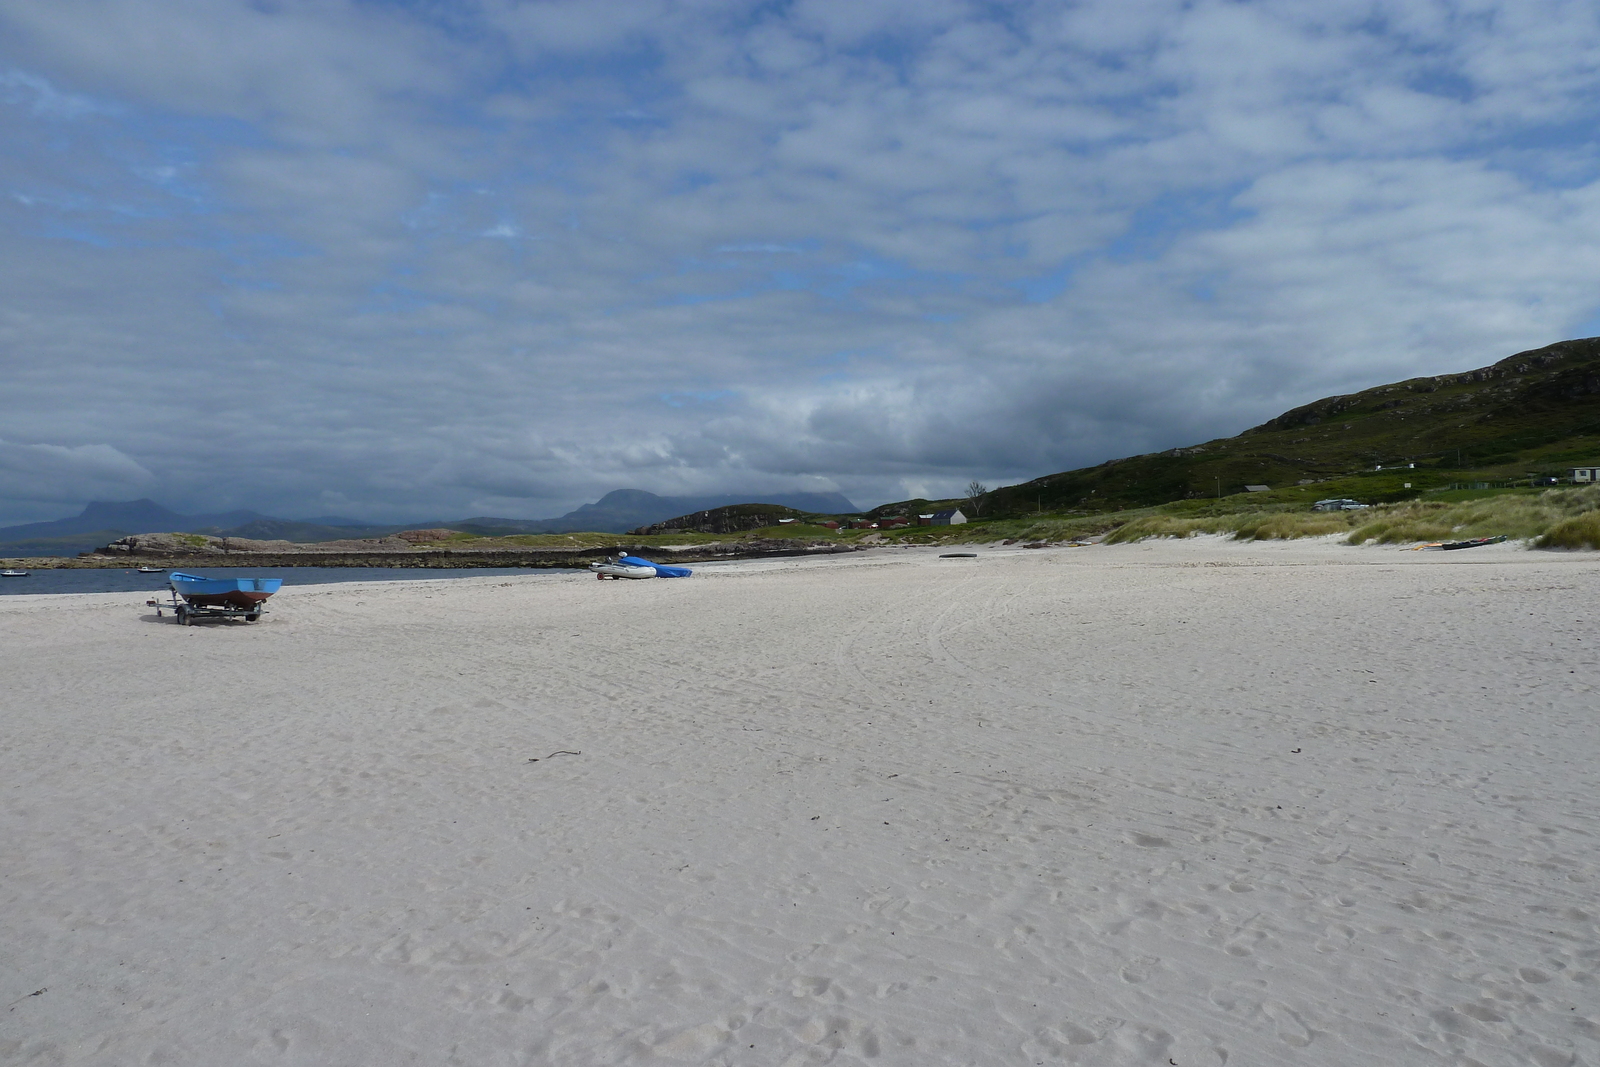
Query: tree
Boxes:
[{"xmin": 965, "ymin": 480, "xmax": 989, "ymax": 517}]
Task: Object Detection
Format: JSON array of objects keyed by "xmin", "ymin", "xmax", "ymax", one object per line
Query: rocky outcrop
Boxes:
[
  {"xmin": 96, "ymin": 531, "xmax": 417, "ymax": 555},
  {"xmin": 395, "ymin": 528, "xmax": 460, "ymax": 543}
]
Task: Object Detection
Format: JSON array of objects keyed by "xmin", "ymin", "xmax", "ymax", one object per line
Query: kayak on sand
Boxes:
[{"xmin": 1414, "ymin": 535, "xmax": 1509, "ymax": 551}]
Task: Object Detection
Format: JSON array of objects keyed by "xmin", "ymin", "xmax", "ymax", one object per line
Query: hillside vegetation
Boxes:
[{"xmin": 869, "ymin": 337, "xmax": 1600, "ymax": 521}]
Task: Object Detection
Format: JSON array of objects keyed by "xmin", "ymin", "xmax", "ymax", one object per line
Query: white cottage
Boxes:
[{"xmin": 1573, "ymin": 465, "xmax": 1600, "ymax": 483}]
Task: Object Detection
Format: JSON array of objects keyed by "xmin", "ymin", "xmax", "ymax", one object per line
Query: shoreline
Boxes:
[{"xmin": 0, "ymin": 536, "xmax": 865, "ymax": 570}]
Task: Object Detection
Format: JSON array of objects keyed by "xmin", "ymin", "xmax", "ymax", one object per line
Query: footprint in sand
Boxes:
[
  {"xmin": 651, "ymin": 1022, "xmax": 728, "ymax": 1060},
  {"xmin": 791, "ymin": 975, "xmax": 832, "ymax": 998},
  {"xmin": 1032, "ymin": 1015, "xmax": 1123, "ymax": 1054},
  {"xmin": 1262, "ymin": 1000, "xmax": 1315, "ymax": 1047},
  {"xmin": 1120, "ymin": 955, "xmax": 1160, "ymax": 983}
]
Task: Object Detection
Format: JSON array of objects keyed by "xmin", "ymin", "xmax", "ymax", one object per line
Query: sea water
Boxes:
[{"xmin": 0, "ymin": 566, "xmax": 584, "ymax": 596}]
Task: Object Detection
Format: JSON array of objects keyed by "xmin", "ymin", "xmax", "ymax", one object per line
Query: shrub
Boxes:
[{"xmin": 1536, "ymin": 511, "xmax": 1600, "ymax": 549}]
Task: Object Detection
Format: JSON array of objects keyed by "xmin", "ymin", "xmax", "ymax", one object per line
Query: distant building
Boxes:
[
  {"xmin": 916, "ymin": 514, "xmax": 935, "ymax": 526},
  {"xmin": 1573, "ymin": 466, "xmax": 1600, "ymax": 483},
  {"xmin": 930, "ymin": 509, "xmax": 967, "ymax": 525},
  {"xmin": 1244, "ymin": 484, "xmax": 1271, "ymax": 492}
]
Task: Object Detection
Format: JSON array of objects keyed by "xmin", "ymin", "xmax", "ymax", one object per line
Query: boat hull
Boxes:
[
  {"xmin": 181, "ymin": 589, "xmax": 275, "ymax": 608},
  {"xmin": 169, "ymin": 572, "xmax": 282, "ymax": 608}
]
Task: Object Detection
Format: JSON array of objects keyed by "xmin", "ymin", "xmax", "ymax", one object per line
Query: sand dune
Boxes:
[{"xmin": 3, "ymin": 538, "xmax": 1597, "ymax": 1065}]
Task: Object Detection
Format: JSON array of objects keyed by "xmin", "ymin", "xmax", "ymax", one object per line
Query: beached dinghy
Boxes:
[
  {"xmin": 590, "ymin": 559, "xmax": 657, "ymax": 579},
  {"xmin": 589, "ymin": 554, "xmax": 693, "ymax": 579}
]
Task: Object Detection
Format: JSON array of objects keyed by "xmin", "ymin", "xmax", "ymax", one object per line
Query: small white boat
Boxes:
[
  {"xmin": 1, "ymin": 569, "xmax": 29, "ymax": 577},
  {"xmin": 137, "ymin": 566, "xmax": 162, "ymax": 573},
  {"xmin": 589, "ymin": 560, "xmax": 657, "ymax": 580}
]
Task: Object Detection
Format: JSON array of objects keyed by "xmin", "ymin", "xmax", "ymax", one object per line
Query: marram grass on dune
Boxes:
[
  {"xmin": 1346, "ymin": 485, "xmax": 1600, "ymax": 546},
  {"xmin": 1083, "ymin": 485, "xmax": 1600, "ymax": 547},
  {"xmin": 1534, "ymin": 506, "xmax": 1600, "ymax": 549},
  {"xmin": 1103, "ymin": 510, "xmax": 1362, "ymax": 544}
]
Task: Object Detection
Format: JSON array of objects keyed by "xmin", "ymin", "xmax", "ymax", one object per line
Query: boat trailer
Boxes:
[{"xmin": 148, "ymin": 585, "xmax": 269, "ymax": 625}]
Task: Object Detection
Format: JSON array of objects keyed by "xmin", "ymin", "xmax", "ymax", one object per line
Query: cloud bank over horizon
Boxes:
[{"xmin": 4, "ymin": 0, "xmax": 1600, "ymax": 524}]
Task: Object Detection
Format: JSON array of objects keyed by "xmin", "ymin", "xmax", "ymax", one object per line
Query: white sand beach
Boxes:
[{"xmin": 3, "ymin": 538, "xmax": 1598, "ymax": 1066}]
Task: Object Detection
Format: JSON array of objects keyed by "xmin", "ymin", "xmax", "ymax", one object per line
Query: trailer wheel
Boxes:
[
  {"xmin": 177, "ymin": 606, "xmax": 190, "ymax": 626},
  {"xmin": 246, "ymin": 613, "xmax": 260, "ymax": 622}
]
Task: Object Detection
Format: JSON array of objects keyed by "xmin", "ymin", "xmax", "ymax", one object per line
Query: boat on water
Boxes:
[
  {"xmin": 588, "ymin": 554, "xmax": 693, "ymax": 579},
  {"xmin": 1, "ymin": 569, "xmax": 28, "ymax": 577},
  {"xmin": 136, "ymin": 566, "xmax": 162, "ymax": 573}
]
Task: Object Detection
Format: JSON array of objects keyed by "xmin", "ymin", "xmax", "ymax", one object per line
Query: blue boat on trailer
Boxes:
[{"xmin": 155, "ymin": 572, "xmax": 282, "ymax": 624}]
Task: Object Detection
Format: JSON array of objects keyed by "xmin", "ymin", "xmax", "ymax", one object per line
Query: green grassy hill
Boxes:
[
  {"xmin": 879, "ymin": 337, "xmax": 1600, "ymax": 520},
  {"xmin": 629, "ymin": 503, "xmax": 808, "ymax": 536}
]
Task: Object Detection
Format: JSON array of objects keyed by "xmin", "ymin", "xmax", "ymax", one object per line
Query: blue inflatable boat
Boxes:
[{"xmin": 589, "ymin": 555, "xmax": 693, "ymax": 579}]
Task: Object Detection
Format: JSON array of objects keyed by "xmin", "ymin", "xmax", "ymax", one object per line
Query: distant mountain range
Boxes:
[
  {"xmin": 530, "ymin": 489, "xmax": 855, "ymax": 536},
  {"xmin": 0, "ymin": 489, "xmax": 861, "ymax": 557},
  {"xmin": 0, "ymin": 500, "xmax": 278, "ymax": 558}
]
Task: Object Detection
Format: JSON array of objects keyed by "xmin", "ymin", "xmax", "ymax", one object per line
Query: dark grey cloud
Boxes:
[{"xmin": 3, "ymin": 0, "xmax": 1600, "ymax": 523}]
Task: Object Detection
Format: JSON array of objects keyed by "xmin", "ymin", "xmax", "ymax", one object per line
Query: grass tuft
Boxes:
[{"xmin": 1535, "ymin": 510, "xmax": 1600, "ymax": 549}]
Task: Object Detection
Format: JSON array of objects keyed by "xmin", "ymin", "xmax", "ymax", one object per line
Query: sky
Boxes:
[{"xmin": 4, "ymin": 0, "xmax": 1600, "ymax": 524}]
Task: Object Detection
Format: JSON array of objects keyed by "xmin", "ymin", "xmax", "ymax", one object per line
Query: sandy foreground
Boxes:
[{"xmin": 2, "ymin": 538, "xmax": 1597, "ymax": 1066}]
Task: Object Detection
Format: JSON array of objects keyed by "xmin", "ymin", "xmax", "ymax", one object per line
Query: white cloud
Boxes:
[
  {"xmin": 0, "ymin": 69, "xmax": 109, "ymax": 118},
  {"xmin": 0, "ymin": 439, "xmax": 156, "ymax": 510},
  {"xmin": 3, "ymin": 0, "xmax": 1600, "ymax": 521}
]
